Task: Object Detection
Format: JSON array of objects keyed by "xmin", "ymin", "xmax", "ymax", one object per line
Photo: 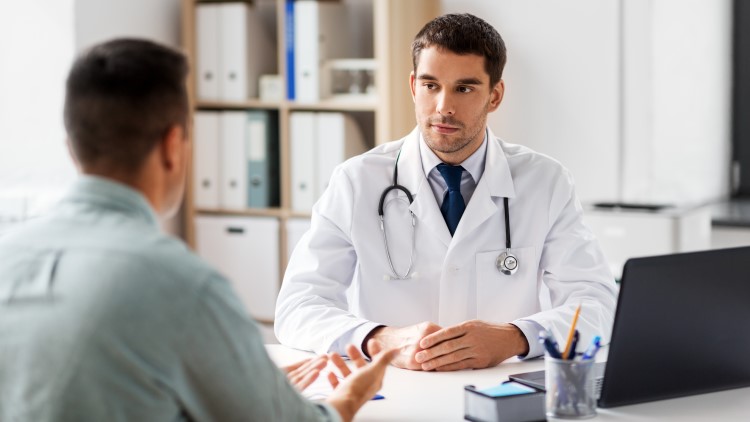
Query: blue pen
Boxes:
[
  {"xmin": 538, "ymin": 330, "xmax": 563, "ymax": 359},
  {"xmin": 582, "ymin": 335, "xmax": 602, "ymax": 360},
  {"xmin": 566, "ymin": 330, "xmax": 579, "ymax": 360}
]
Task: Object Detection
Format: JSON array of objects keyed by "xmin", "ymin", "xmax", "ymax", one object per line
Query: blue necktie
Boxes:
[{"xmin": 437, "ymin": 163, "xmax": 465, "ymax": 236}]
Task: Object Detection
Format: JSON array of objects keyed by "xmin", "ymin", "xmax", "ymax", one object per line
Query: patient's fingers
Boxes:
[
  {"xmin": 286, "ymin": 355, "xmax": 327, "ymax": 379},
  {"xmin": 329, "ymin": 352, "xmax": 351, "ymax": 378},
  {"xmin": 293, "ymin": 369, "xmax": 320, "ymax": 391},
  {"xmin": 346, "ymin": 344, "xmax": 367, "ymax": 369},
  {"xmin": 327, "ymin": 371, "xmax": 340, "ymax": 389}
]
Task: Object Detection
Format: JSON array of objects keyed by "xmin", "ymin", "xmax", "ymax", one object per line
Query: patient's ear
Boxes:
[{"xmin": 160, "ymin": 124, "xmax": 186, "ymax": 173}]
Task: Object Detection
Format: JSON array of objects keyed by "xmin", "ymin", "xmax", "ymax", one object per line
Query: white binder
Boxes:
[
  {"xmin": 195, "ymin": 215, "xmax": 280, "ymax": 321},
  {"xmin": 219, "ymin": 2, "xmax": 276, "ymax": 101},
  {"xmin": 219, "ymin": 3, "xmax": 249, "ymax": 101},
  {"xmin": 294, "ymin": 1, "xmax": 350, "ymax": 102},
  {"xmin": 196, "ymin": 4, "xmax": 221, "ymax": 101},
  {"xmin": 193, "ymin": 111, "xmax": 220, "ymax": 209},
  {"xmin": 219, "ymin": 111, "xmax": 247, "ymax": 210},
  {"xmin": 314, "ymin": 112, "xmax": 367, "ymax": 198},
  {"xmin": 290, "ymin": 112, "xmax": 317, "ymax": 212}
]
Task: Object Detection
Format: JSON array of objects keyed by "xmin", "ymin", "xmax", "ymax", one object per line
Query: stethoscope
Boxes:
[{"xmin": 378, "ymin": 149, "xmax": 518, "ymax": 280}]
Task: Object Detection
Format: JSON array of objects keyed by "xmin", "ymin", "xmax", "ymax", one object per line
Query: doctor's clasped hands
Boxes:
[{"xmin": 365, "ymin": 320, "xmax": 529, "ymax": 371}]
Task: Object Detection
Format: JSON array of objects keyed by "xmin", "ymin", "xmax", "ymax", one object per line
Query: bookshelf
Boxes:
[{"xmin": 181, "ymin": 0, "xmax": 439, "ymax": 323}]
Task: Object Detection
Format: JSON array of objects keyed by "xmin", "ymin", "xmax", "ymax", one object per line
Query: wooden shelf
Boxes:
[
  {"xmin": 197, "ymin": 99, "xmax": 379, "ymax": 112},
  {"xmin": 288, "ymin": 211, "xmax": 313, "ymax": 219},
  {"xmin": 287, "ymin": 99, "xmax": 378, "ymax": 112},
  {"xmin": 197, "ymin": 99, "xmax": 283, "ymax": 110},
  {"xmin": 196, "ymin": 208, "xmax": 284, "ymax": 218}
]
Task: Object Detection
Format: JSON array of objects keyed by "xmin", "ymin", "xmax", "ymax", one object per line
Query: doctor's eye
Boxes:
[
  {"xmin": 456, "ymin": 85, "xmax": 474, "ymax": 93},
  {"xmin": 422, "ymin": 82, "xmax": 438, "ymax": 90}
]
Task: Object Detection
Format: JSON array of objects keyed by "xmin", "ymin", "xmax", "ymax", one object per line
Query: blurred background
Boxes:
[{"xmin": 1, "ymin": 1, "xmax": 749, "ymax": 339}]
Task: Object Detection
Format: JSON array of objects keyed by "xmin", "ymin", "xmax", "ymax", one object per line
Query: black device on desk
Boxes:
[{"xmin": 509, "ymin": 246, "xmax": 750, "ymax": 408}]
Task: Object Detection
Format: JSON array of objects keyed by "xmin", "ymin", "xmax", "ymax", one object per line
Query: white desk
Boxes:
[{"xmin": 267, "ymin": 345, "xmax": 750, "ymax": 421}]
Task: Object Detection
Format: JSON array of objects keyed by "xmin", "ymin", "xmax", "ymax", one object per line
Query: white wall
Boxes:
[
  {"xmin": 0, "ymin": 0, "xmax": 76, "ymax": 212},
  {"xmin": 0, "ymin": 0, "xmax": 184, "ymax": 224},
  {"xmin": 440, "ymin": 0, "xmax": 732, "ymax": 205},
  {"xmin": 74, "ymin": 0, "xmax": 181, "ymax": 51},
  {"xmin": 622, "ymin": 0, "xmax": 732, "ymax": 204}
]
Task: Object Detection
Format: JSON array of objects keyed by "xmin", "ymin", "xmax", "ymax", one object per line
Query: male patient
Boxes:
[{"xmin": 0, "ymin": 39, "xmax": 394, "ymax": 422}]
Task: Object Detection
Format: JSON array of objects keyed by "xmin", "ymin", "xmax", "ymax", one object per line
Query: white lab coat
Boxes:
[{"xmin": 275, "ymin": 127, "xmax": 618, "ymax": 358}]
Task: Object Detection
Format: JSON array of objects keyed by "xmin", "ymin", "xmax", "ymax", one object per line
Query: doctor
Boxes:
[{"xmin": 275, "ymin": 13, "xmax": 618, "ymax": 371}]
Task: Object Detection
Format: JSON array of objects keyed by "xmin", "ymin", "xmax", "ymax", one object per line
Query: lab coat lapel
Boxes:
[
  {"xmin": 452, "ymin": 132, "xmax": 516, "ymax": 243},
  {"xmin": 398, "ymin": 128, "xmax": 452, "ymax": 248}
]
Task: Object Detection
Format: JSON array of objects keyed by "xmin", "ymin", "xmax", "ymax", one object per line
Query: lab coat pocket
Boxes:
[{"xmin": 475, "ymin": 247, "xmax": 538, "ymax": 322}]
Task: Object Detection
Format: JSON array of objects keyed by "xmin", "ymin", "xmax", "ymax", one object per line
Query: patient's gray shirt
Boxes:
[{"xmin": 0, "ymin": 176, "xmax": 340, "ymax": 422}]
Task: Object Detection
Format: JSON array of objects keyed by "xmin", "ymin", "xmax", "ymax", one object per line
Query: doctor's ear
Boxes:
[
  {"xmin": 488, "ymin": 80, "xmax": 505, "ymax": 112},
  {"xmin": 409, "ymin": 71, "xmax": 416, "ymax": 103}
]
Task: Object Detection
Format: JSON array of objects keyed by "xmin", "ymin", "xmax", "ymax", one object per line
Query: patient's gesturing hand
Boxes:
[
  {"xmin": 325, "ymin": 343, "xmax": 398, "ymax": 422},
  {"xmin": 282, "ymin": 355, "xmax": 328, "ymax": 391}
]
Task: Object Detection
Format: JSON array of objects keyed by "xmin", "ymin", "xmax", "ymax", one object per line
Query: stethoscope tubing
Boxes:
[{"xmin": 378, "ymin": 148, "xmax": 518, "ymax": 279}]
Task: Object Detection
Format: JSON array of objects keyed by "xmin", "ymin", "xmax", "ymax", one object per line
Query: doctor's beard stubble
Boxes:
[
  {"xmin": 418, "ymin": 90, "xmax": 493, "ymax": 158},
  {"xmin": 421, "ymin": 114, "xmax": 486, "ymax": 156}
]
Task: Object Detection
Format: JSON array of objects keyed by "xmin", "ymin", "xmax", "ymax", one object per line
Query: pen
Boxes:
[
  {"xmin": 538, "ymin": 330, "xmax": 563, "ymax": 359},
  {"xmin": 581, "ymin": 335, "xmax": 602, "ymax": 361},
  {"xmin": 565, "ymin": 330, "xmax": 579, "ymax": 360},
  {"xmin": 562, "ymin": 303, "xmax": 582, "ymax": 359}
]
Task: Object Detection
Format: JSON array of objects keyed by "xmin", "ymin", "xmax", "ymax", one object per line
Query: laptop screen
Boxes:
[
  {"xmin": 598, "ymin": 246, "xmax": 750, "ymax": 407},
  {"xmin": 509, "ymin": 246, "xmax": 750, "ymax": 407}
]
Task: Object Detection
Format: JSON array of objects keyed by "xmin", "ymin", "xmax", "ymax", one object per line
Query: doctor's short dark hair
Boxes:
[
  {"xmin": 64, "ymin": 38, "xmax": 189, "ymax": 173},
  {"xmin": 411, "ymin": 13, "xmax": 507, "ymax": 88}
]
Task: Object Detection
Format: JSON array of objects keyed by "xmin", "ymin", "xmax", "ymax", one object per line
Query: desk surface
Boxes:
[{"xmin": 267, "ymin": 345, "xmax": 750, "ymax": 421}]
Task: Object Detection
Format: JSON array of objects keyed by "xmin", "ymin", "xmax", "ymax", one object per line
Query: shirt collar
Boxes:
[
  {"xmin": 419, "ymin": 129, "xmax": 488, "ymax": 183},
  {"xmin": 61, "ymin": 175, "xmax": 160, "ymax": 228}
]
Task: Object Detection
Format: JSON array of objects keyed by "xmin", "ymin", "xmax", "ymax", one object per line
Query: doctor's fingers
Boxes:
[
  {"xmin": 431, "ymin": 357, "xmax": 478, "ymax": 372},
  {"xmin": 414, "ymin": 321, "xmax": 443, "ymax": 340},
  {"xmin": 420, "ymin": 348, "xmax": 476, "ymax": 371},
  {"xmin": 414, "ymin": 338, "xmax": 469, "ymax": 364},
  {"xmin": 419, "ymin": 324, "xmax": 467, "ymax": 349}
]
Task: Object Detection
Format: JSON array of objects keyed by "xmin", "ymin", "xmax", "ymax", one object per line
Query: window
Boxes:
[{"xmin": 0, "ymin": 0, "xmax": 75, "ymax": 227}]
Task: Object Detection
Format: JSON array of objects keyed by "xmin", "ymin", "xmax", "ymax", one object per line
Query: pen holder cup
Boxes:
[{"xmin": 545, "ymin": 357, "xmax": 597, "ymax": 419}]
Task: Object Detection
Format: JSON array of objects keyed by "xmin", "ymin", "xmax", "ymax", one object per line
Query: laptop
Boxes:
[{"xmin": 509, "ymin": 246, "xmax": 750, "ymax": 408}]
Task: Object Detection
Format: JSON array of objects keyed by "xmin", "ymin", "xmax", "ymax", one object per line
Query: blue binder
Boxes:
[
  {"xmin": 284, "ymin": 0, "xmax": 295, "ymax": 100},
  {"xmin": 245, "ymin": 111, "xmax": 279, "ymax": 208}
]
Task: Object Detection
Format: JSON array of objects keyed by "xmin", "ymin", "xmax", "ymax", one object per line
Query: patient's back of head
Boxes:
[
  {"xmin": 0, "ymin": 39, "xmax": 206, "ymax": 421},
  {"xmin": 64, "ymin": 37, "xmax": 188, "ymax": 175}
]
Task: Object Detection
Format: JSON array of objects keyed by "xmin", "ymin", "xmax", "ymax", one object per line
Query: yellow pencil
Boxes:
[{"xmin": 562, "ymin": 303, "xmax": 582, "ymax": 359}]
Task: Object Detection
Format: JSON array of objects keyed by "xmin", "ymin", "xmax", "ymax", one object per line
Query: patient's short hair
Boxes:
[{"xmin": 64, "ymin": 38, "xmax": 189, "ymax": 173}]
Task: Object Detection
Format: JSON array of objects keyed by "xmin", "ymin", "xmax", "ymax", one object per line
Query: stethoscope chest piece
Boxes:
[{"xmin": 496, "ymin": 249, "xmax": 519, "ymax": 275}]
